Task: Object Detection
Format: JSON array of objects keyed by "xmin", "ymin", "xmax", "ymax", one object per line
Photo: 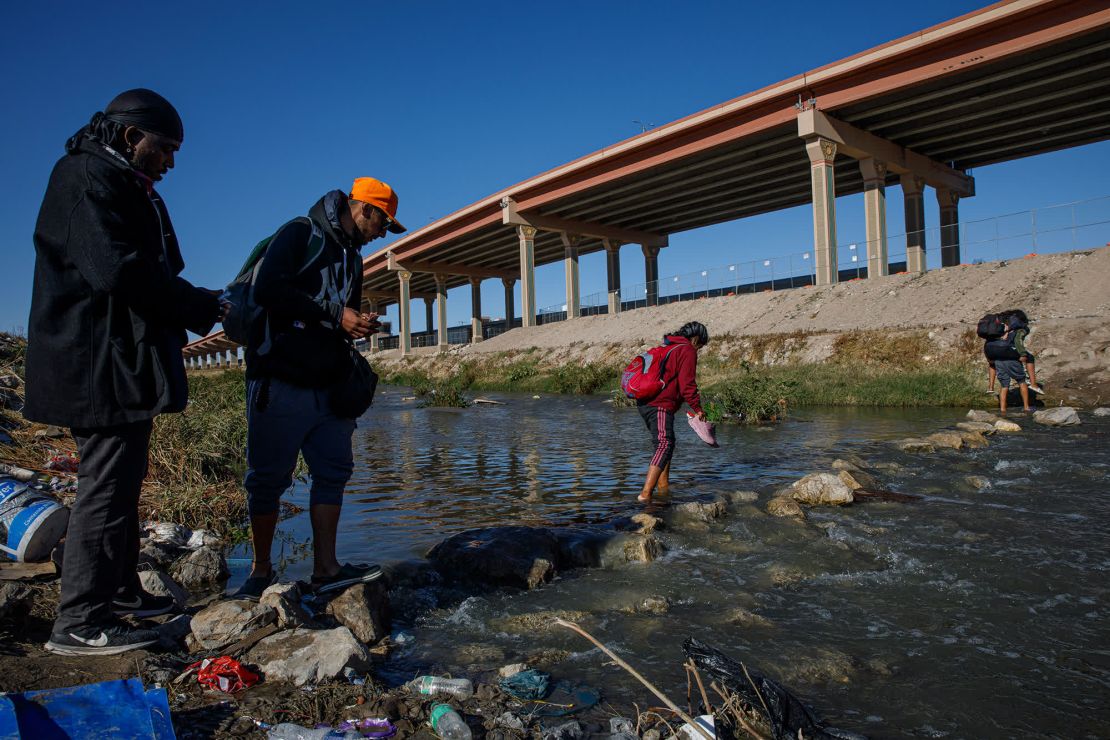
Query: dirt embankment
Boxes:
[{"xmin": 375, "ymin": 247, "xmax": 1110, "ymax": 406}]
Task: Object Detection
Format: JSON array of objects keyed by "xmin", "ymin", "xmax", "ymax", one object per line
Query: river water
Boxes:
[{"xmin": 230, "ymin": 388, "xmax": 1110, "ymax": 739}]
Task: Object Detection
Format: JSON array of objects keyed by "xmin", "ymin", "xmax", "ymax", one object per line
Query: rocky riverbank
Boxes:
[{"xmin": 374, "ymin": 248, "xmax": 1110, "ymax": 408}]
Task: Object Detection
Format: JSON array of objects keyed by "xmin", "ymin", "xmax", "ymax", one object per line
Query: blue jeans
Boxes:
[{"xmin": 244, "ymin": 378, "xmax": 356, "ymax": 517}]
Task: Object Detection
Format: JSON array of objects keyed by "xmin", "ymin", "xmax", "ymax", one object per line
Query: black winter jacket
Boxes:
[
  {"xmin": 244, "ymin": 191, "xmax": 363, "ymax": 387},
  {"xmin": 24, "ymin": 137, "xmax": 221, "ymax": 429}
]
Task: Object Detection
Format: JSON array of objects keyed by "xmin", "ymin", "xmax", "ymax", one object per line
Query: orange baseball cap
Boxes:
[{"xmin": 349, "ymin": 177, "xmax": 406, "ymax": 234}]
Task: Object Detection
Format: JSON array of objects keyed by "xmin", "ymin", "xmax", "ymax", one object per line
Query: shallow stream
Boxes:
[{"xmin": 229, "ymin": 389, "xmax": 1110, "ymax": 738}]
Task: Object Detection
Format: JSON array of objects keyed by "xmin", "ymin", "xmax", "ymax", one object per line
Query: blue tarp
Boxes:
[{"xmin": 0, "ymin": 678, "xmax": 175, "ymax": 739}]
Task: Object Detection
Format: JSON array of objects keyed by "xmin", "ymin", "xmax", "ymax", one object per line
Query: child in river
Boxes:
[{"xmin": 636, "ymin": 322, "xmax": 709, "ymax": 503}]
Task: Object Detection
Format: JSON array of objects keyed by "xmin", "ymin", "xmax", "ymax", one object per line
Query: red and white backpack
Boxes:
[{"xmin": 620, "ymin": 344, "xmax": 679, "ymax": 400}]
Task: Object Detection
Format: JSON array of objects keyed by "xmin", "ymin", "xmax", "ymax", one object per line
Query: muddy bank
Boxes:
[{"xmin": 374, "ymin": 248, "xmax": 1110, "ymax": 407}]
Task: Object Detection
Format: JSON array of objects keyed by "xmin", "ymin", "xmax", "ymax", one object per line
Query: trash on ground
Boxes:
[
  {"xmin": 187, "ymin": 656, "xmax": 261, "ymax": 694},
  {"xmin": 408, "ymin": 675, "xmax": 474, "ymax": 699},
  {"xmin": 0, "ymin": 677, "xmax": 175, "ymax": 739},
  {"xmin": 0, "ymin": 477, "xmax": 69, "ymax": 562},
  {"xmin": 499, "ymin": 668, "xmax": 550, "ymax": 700}
]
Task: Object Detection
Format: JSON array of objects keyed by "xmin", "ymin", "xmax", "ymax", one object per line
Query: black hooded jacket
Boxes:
[
  {"xmin": 24, "ymin": 137, "xmax": 221, "ymax": 428},
  {"xmin": 244, "ymin": 191, "xmax": 363, "ymax": 387}
]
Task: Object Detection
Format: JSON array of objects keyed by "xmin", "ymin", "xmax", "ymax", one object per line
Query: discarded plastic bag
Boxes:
[
  {"xmin": 337, "ymin": 717, "xmax": 397, "ymax": 737},
  {"xmin": 0, "ymin": 677, "xmax": 175, "ymax": 739},
  {"xmin": 522, "ymin": 680, "xmax": 599, "ymax": 718},
  {"xmin": 44, "ymin": 452, "xmax": 79, "ymax": 474},
  {"xmin": 499, "ymin": 668, "xmax": 550, "ymax": 700},
  {"xmin": 187, "ymin": 656, "xmax": 260, "ymax": 694},
  {"xmin": 683, "ymin": 637, "xmax": 866, "ymax": 740}
]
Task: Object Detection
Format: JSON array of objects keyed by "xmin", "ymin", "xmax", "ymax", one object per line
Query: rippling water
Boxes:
[{"xmin": 229, "ymin": 388, "xmax": 1110, "ymax": 738}]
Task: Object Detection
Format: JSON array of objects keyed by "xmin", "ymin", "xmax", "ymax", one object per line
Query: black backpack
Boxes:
[{"xmin": 976, "ymin": 313, "xmax": 1007, "ymax": 341}]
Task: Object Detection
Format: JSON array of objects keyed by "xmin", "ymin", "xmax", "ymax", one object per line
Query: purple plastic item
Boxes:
[
  {"xmin": 335, "ymin": 718, "xmax": 397, "ymax": 738},
  {"xmin": 686, "ymin": 412, "xmax": 719, "ymax": 448}
]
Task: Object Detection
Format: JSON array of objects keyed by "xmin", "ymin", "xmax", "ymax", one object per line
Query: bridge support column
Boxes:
[
  {"xmin": 502, "ymin": 278, "xmax": 515, "ymax": 327},
  {"xmin": 435, "ymin": 274, "xmax": 448, "ymax": 351},
  {"xmin": 423, "ymin": 297, "xmax": 434, "ymax": 340},
  {"xmin": 860, "ymin": 158, "xmax": 889, "ymax": 279},
  {"xmin": 398, "ymin": 270, "xmax": 412, "ymax": 356},
  {"xmin": 517, "ymin": 226, "xmax": 537, "ymax": 327},
  {"xmin": 937, "ymin": 188, "xmax": 961, "ymax": 267},
  {"xmin": 562, "ymin": 233, "xmax": 580, "ymax": 319},
  {"xmin": 470, "ymin": 278, "xmax": 483, "ymax": 343},
  {"xmin": 900, "ymin": 175, "xmax": 927, "ymax": 274},
  {"xmin": 365, "ymin": 299, "xmax": 380, "ymax": 353},
  {"xmin": 642, "ymin": 244, "xmax": 661, "ymax": 306},
  {"xmin": 604, "ymin": 239, "xmax": 622, "ymax": 314},
  {"xmin": 226, "ymin": 349, "xmax": 235, "ymax": 368},
  {"xmin": 806, "ymin": 138, "xmax": 838, "ymax": 286}
]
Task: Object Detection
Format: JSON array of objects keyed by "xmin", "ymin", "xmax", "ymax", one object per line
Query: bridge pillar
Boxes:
[
  {"xmin": 502, "ymin": 277, "xmax": 516, "ymax": 327},
  {"xmin": 805, "ymin": 138, "xmax": 838, "ymax": 286},
  {"xmin": 900, "ymin": 174, "xmax": 927, "ymax": 274},
  {"xmin": 604, "ymin": 239, "xmax": 622, "ymax": 314},
  {"xmin": 226, "ymin": 349, "xmax": 235, "ymax": 368},
  {"xmin": 365, "ymin": 299, "xmax": 380, "ymax": 353},
  {"xmin": 470, "ymin": 277, "xmax": 483, "ymax": 343},
  {"xmin": 434, "ymin": 274, "xmax": 449, "ymax": 351},
  {"xmin": 860, "ymin": 158, "xmax": 889, "ymax": 279},
  {"xmin": 423, "ymin": 297, "xmax": 434, "ymax": 339},
  {"xmin": 937, "ymin": 188, "xmax": 961, "ymax": 267},
  {"xmin": 517, "ymin": 226, "xmax": 537, "ymax": 327},
  {"xmin": 642, "ymin": 244, "xmax": 661, "ymax": 306},
  {"xmin": 397, "ymin": 270, "xmax": 412, "ymax": 356},
  {"xmin": 561, "ymin": 233, "xmax": 580, "ymax": 319}
]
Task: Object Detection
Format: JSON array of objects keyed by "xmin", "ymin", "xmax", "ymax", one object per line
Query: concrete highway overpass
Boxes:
[{"xmin": 185, "ymin": 0, "xmax": 1110, "ymax": 366}]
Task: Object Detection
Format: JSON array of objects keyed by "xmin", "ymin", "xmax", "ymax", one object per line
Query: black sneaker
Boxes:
[
  {"xmin": 311, "ymin": 563, "xmax": 383, "ymax": 595},
  {"xmin": 231, "ymin": 571, "xmax": 277, "ymax": 602},
  {"xmin": 45, "ymin": 622, "xmax": 160, "ymax": 656},
  {"xmin": 112, "ymin": 590, "xmax": 178, "ymax": 617}
]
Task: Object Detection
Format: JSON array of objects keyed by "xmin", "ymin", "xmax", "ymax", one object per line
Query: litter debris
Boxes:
[
  {"xmin": 187, "ymin": 656, "xmax": 261, "ymax": 694},
  {"xmin": 44, "ymin": 451, "xmax": 79, "ymax": 473},
  {"xmin": 0, "ymin": 678, "xmax": 175, "ymax": 739},
  {"xmin": 499, "ymin": 668, "xmax": 550, "ymax": 700}
]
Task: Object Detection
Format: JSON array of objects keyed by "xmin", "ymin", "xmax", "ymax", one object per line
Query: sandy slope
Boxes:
[{"xmin": 377, "ymin": 247, "xmax": 1110, "ymax": 404}]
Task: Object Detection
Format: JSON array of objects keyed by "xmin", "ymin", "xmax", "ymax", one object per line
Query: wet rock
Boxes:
[
  {"xmin": 635, "ymin": 596, "xmax": 672, "ymax": 614},
  {"xmin": 543, "ymin": 720, "xmax": 583, "ymax": 740},
  {"xmin": 138, "ymin": 569, "xmax": 190, "ymax": 608},
  {"xmin": 602, "ymin": 533, "xmax": 663, "ymax": 564},
  {"xmin": 1033, "ymin": 407, "xmax": 1081, "ymax": 426},
  {"xmin": 767, "ymin": 564, "xmax": 807, "ymax": 587},
  {"xmin": 791, "ymin": 473, "xmax": 854, "ymax": 506},
  {"xmin": 642, "ymin": 731, "xmax": 662, "ymax": 740},
  {"xmin": 325, "ymin": 580, "xmax": 391, "ymax": 645},
  {"xmin": 994, "ymin": 419, "xmax": 1022, "ymax": 433},
  {"xmin": 831, "ymin": 459, "xmax": 879, "ymax": 489},
  {"xmin": 895, "ymin": 438, "xmax": 935, "ymax": 453},
  {"xmin": 836, "ymin": 470, "xmax": 864, "ymax": 491},
  {"xmin": 673, "ymin": 499, "xmax": 728, "ymax": 523},
  {"xmin": 853, "ymin": 488, "xmax": 921, "ymax": 503},
  {"xmin": 966, "ymin": 409, "xmax": 1000, "ymax": 423},
  {"xmin": 610, "ymin": 717, "xmax": 637, "ymax": 736},
  {"xmin": 427, "ymin": 526, "xmax": 560, "ymax": 590},
  {"xmin": 499, "ymin": 663, "xmax": 528, "ymax": 678},
  {"xmin": 139, "ymin": 540, "xmax": 187, "ymax": 570},
  {"xmin": 0, "ymin": 582, "xmax": 33, "ymax": 622},
  {"xmin": 630, "ymin": 512, "xmax": 663, "ymax": 534},
  {"xmin": 1093, "ymin": 407, "xmax": 1110, "ymax": 417},
  {"xmin": 145, "ymin": 522, "xmax": 191, "ymax": 547},
  {"xmin": 260, "ymin": 582, "xmax": 318, "ymax": 628},
  {"xmin": 925, "ymin": 431, "xmax": 964, "ymax": 450},
  {"xmin": 958, "ymin": 431, "xmax": 989, "ymax": 449},
  {"xmin": 726, "ymin": 607, "xmax": 774, "ymax": 628},
  {"xmin": 965, "ymin": 475, "xmax": 992, "ymax": 490},
  {"xmin": 186, "ymin": 529, "xmax": 221, "ymax": 550},
  {"xmin": 170, "ymin": 545, "xmax": 229, "ymax": 588},
  {"xmin": 527, "ymin": 648, "xmax": 571, "ymax": 668},
  {"xmin": 956, "ymin": 421, "xmax": 995, "ymax": 434},
  {"xmin": 454, "ymin": 642, "xmax": 506, "ymax": 666},
  {"xmin": 190, "ymin": 599, "xmax": 276, "ymax": 651},
  {"xmin": 766, "ymin": 495, "xmax": 806, "ymax": 518},
  {"xmin": 725, "ymin": 490, "xmax": 759, "ymax": 505},
  {"xmin": 33, "ymin": 425, "xmax": 66, "ymax": 440},
  {"xmin": 783, "ymin": 647, "xmax": 858, "ymax": 685},
  {"xmin": 494, "ymin": 610, "xmax": 591, "ymax": 635},
  {"xmin": 247, "ymin": 626, "xmax": 372, "ymax": 687}
]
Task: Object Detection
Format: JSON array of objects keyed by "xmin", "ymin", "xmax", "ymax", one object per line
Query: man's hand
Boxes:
[
  {"xmin": 694, "ymin": 410, "xmax": 707, "ymax": 421},
  {"xmin": 341, "ymin": 308, "xmax": 373, "ymax": 339}
]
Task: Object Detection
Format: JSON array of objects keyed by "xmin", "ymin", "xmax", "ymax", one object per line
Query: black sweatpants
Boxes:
[{"xmin": 55, "ymin": 420, "xmax": 152, "ymax": 632}]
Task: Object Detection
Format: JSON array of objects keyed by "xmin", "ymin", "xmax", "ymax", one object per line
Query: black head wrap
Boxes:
[{"xmin": 65, "ymin": 88, "xmax": 183, "ymax": 154}]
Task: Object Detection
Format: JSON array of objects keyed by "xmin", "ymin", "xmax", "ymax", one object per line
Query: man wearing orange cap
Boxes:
[{"xmin": 233, "ymin": 178, "xmax": 405, "ymax": 601}]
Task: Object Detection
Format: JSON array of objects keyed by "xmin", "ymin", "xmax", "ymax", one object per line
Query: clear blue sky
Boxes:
[{"xmin": 3, "ymin": 1, "xmax": 1108, "ymax": 335}]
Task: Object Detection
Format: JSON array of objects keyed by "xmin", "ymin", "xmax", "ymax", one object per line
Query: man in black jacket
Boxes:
[
  {"xmin": 233, "ymin": 178, "xmax": 404, "ymax": 601},
  {"xmin": 26, "ymin": 89, "xmax": 223, "ymax": 655}
]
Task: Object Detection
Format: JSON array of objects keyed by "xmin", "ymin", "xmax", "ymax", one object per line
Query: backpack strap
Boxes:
[{"xmin": 657, "ymin": 344, "xmax": 681, "ymax": 379}]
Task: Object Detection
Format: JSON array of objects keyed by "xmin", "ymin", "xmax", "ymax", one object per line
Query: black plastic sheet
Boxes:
[{"xmin": 683, "ymin": 637, "xmax": 868, "ymax": 740}]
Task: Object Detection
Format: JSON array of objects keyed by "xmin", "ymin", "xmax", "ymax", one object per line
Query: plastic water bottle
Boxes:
[
  {"xmin": 429, "ymin": 704, "xmax": 472, "ymax": 740},
  {"xmin": 408, "ymin": 675, "xmax": 474, "ymax": 700}
]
